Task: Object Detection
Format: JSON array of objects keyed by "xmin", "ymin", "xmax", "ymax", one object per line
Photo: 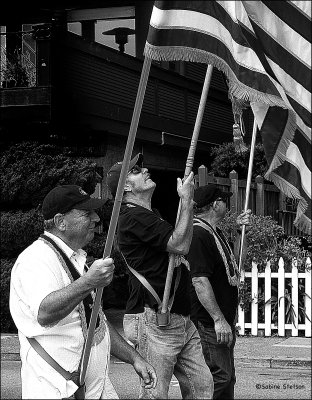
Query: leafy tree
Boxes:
[{"xmin": 209, "ymin": 142, "xmax": 268, "ymax": 179}]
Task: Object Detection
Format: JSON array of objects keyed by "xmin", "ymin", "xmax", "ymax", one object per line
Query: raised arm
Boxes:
[
  {"xmin": 233, "ymin": 209, "xmax": 252, "ymax": 263},
  {"xmin": 166, "ymin": 172, "xmax": 195, "ymax": 254}
]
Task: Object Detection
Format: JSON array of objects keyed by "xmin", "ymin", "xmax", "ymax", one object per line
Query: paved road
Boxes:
[{"xmin": 1, "ymin": 359, "xmax": 311, "ymax": 399}]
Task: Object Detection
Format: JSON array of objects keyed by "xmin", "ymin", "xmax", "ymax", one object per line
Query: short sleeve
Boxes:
[
  {"xmin": 10, "ymin": 243, "xmax": 69, "ymax": 322},
  {"xmin": 187, "ymin": 226, "xmax": 217, "ymax": 278}
]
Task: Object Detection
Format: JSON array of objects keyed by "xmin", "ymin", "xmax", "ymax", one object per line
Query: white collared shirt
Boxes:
[{"xmin": 9, "ymin": 231, "xmax": 114, "ymax": 399}]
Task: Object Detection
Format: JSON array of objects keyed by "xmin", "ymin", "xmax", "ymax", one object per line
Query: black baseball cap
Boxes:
[
  {"xmin": 42, "ymin": 185, "xmax": 107, "ymax": 220},
  {"xmin": 106, "ymin": 153, "xmax": 143, "ymax": 196},
  {"xmin": 194, "ymin": 184, "xmax": 232, "ymax": 208}
]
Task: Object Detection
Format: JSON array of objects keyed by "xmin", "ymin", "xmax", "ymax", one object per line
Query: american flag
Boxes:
[{"xmin": 144, "ymin": 1, "xmax": 311, "ymax": 234}]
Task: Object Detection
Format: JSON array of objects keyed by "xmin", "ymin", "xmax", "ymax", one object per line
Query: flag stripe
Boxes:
[
  {"xmin": 147, "ymin": 26, "xmax": 281, "ymax": 96},
  {"xmin": 286, "ymin": 142, "xmax": 311, "ymax": 197},
  {"xmin": 272, "ymin": 162, "xmax": 310, "ymax": 202},
  {"xmin": 292, "ymin": 129, "xmax": 312, "ymax": 174},
  {"xmin": 262, "ymin": 1, "xmax": 311, "ymax": 41},
  {"xmin": 245, "ymin": 20, "xmax": 310, "ymax": 91},
  {"xmin": 287, "ymin": 96, "xmax": 312, "ymax": 128},
  {"xmin": 147, "ymin": 9, "xmax": 287, "ymax": 105},
  {"xmin": 260, "ymin": 106, "xmax": 288, "ymax": 165},
  {"xmin": 270, "ymin": 165, "xmax": 311, "ymax": 233},
  {"xmin": 237, "ymin": 23, "xmax": 280, "ymax": 83},
  {"xmin": 243, "ymin": 1, "xmax": 311, "ymax": 66},
  {"xmin": 257, "ymin": 102, "xmax": 311, "ymax": 233},
  {"xmin": 238, "ymin": 24, "xmax": 311, "ymax": 114},
  {"xmin": 267, "ymin": 60, "xmax": 311, "ymax": 119}
]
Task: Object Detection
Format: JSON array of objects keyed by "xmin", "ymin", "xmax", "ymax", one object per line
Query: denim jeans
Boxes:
[
  {"xmin": 197, "ymin": 322, "xmax": 236, "ymax": 399},
  {"xmin": 123, "ymin": 307, "xmax": 213, "ymax": 399}
]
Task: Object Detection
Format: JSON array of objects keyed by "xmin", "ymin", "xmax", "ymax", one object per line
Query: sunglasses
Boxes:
[
  {"xmin": 215, "ymin": 197, "xmax": 226, "ymax": 203},
  {"xmin": 128, "ymin": 165, "xmax": 142, "ymax": 175}
]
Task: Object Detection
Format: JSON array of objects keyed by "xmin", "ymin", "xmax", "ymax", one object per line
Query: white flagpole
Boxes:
[
  {"xmin": 161, "ymin": 64, "xmax": 214, "ymax": 314},
  {"xmin": 238, "ymin": 117, "xmax": 258, "ymax": 275},
  {"xmin": 80, "ymin": 57, "xmax": 152, "ymax": 385}
]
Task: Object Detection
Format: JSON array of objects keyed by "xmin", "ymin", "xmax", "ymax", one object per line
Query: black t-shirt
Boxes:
[
  {"xmin": 117, "ymin": 203, "xmax": 191, "ymax": 316},
  {"xmin": 187, "ymin": 222, "xmax": 238, "ymax": 327}
]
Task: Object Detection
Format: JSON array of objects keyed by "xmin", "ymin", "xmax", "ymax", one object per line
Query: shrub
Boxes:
[
  {"xmin": 218, "ymin": 212, "xmax": 311, "ymax": 272},
  {"xmin": 210, "ymin": 142, "xmax": 267, "ymax": 179},
  {"xmin": 0, "ymin": 209, "xmax": 44, "ymax": 259},
  {"xmin": 0, "ymin": 141, "xmax": 99, "ymax": 210},
  {"xmin": 0, "ymin": 259, "xmax": 17, "ymax": 333}
]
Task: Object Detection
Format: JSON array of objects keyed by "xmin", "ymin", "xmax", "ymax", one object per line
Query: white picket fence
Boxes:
[{"xmin": 237, "ymin": 257, "xmax": 311, "ymax": 337}]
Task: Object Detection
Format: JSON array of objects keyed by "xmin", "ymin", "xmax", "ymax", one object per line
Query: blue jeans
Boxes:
[
  {"xmin": 123, "ymin": 307, "xmax": 213, "ymax": 399},
  {"xmin": 197, "ymin": 322, "xmax": 236, "ymax": 399}
]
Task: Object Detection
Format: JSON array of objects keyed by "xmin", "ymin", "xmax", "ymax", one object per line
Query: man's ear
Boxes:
[
  {"xmin": 124, "ymin": 182, "xmax": 132, "ymax": 193},
  {"xmin": 212, "ymin": 200, "xmax": 218, "ymax": 210},
  {"xmin": 54, "ymin": 213, "xmax": 66, "ymax": 231}
]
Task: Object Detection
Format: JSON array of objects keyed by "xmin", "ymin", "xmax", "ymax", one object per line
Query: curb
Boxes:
[
  {"xmin": 2, "ymin": 353, "xmax": 311, "ymax": 369},
  {"xmin": 235, "ymin": 356, "xmax": 311, "ymax": 369},
  {"xmin": 1, "ymin": 353, "xmax": 21, "ymax": 362}
]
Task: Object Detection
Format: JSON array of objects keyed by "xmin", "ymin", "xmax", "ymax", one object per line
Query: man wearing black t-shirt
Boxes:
[
  {"xmin": 187, "ymin": 184, "xmax": 251, "ymax": 399},
  {"xmin": 107, "ymin": 154, "xmax": 213, "ymax": 399}
]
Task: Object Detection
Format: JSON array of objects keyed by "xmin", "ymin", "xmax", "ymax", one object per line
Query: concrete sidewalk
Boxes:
[{"xmin": 2, "ymin": 308, "xmax": 311, "ymax": 370}]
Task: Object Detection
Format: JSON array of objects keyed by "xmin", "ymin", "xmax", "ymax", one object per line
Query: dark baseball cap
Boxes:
[
  {"xmin": 42, "ymin": 185, "xmax": 107, "ymax": 220},
  {"xmin": 194, "ymin": 184, "xmax": 232, "ymax": 208},
  {"xmin": 106, "ymin": 153, "xmax": 143, "ymax": 196}
]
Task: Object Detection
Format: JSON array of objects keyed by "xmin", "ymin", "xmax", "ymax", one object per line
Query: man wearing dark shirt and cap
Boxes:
[
  {"xmin": 187, "ymin": 184, "xmax": 251, "ymax": 399},
  {"xmin": 107, "ymin": 154, "xmax": 213, "ymax": 399}
]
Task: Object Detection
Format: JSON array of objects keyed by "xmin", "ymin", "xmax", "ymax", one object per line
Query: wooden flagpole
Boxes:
[
  {"xmin": 161, "ymin": 64, "xmax": 214, "ymax": 314},
  {"xmin": 238, "ymin": 117, "xmax": 258, "ymax": 275},
  {"xmin": 80, "ymin": 57, "xmax": 152, "ymax": 385}
]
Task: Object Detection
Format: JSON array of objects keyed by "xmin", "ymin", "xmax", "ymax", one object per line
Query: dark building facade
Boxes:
[{"xmin": 1, "ymin": 2, "xmax": 254, "ymax": 222}]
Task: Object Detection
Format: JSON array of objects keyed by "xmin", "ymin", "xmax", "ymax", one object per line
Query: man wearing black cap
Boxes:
[
  {"xmin": 9, "ymin": 184, "xmax": 157, "ymax": 399},
  {"xmin": 106, "ymin": 155, "xmax": 213, "ymax": 399},
  {"xmin": 187, "ymin": 184, "xmax": 251, "ymax": 399}
]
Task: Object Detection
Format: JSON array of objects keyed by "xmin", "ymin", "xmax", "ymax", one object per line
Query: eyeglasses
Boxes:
[{"xmin": 128, "ymin": 165, "xmax": 142, "ymax": 175}]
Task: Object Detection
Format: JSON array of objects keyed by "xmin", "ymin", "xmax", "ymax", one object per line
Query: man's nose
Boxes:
[
  {"xmin": 91, "ymin": 211, "xmax": 100, "ymax": 222},
  {"xmin": 142, "ymin": 167, "xmax": 148, "ymax": 173}
]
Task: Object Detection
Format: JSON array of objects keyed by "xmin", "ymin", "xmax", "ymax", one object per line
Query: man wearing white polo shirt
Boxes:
[{"xmin": 10, "ymin": 184, "xmax": 157, "ymax": 399}]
